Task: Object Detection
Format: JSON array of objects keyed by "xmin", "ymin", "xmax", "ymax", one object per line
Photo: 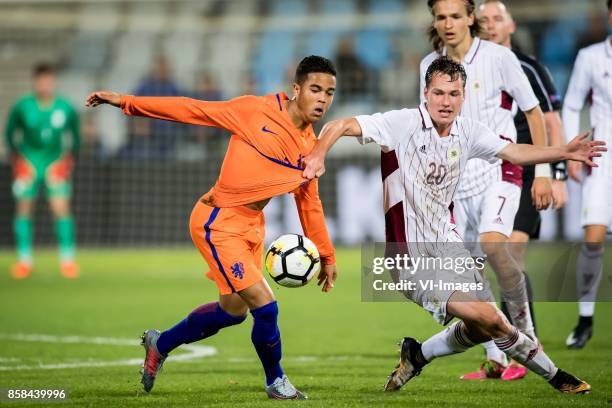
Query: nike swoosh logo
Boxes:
[{"xmin": 262, "ymin": 126, "xmax": 278, "ymax": 135}]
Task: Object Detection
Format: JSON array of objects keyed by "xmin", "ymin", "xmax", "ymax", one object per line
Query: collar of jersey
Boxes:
[
  {"xmin": 419, "ymin": 103, "xmax": 459, "ymax": 137},
  {"xmin": 30, "ymin": 94, "xmax": 58, "ymax": 112},
  {"xmin": 441, "ymin": 36, "xmax": 481, "ymax": 65},
  {"xmin": 606, "ymin": 35, "xmax": 612, "ymax": 58},
  {"xmin": 270, "ymin": 91, "xmax": 315, "ymax": 139}
]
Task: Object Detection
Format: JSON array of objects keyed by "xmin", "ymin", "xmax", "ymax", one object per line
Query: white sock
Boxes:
[
  {"xmin": 494, "ymin": 327, "xmax": 557, "ymax": 380},
  {"xmin": 576, "ymin": 244, "xmax": 603, "ymax": 307},
  {"xmin": 578, "ymin": 301, "xmax": 595, "ymax": 317},
  {"xmin": 501, "ymin": 276, "xmax": 536, "ymax": 339},
  {"xmin": 482, "ymin": 340, "xmax": 508, "ymax": 366},
  {"xmin": 422, "ymin": 321, "xmax": 475, "ymax": 362}
]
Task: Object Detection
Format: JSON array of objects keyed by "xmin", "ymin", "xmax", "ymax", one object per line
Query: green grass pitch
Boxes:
[{"xmin": 0, "ymin": 247, "xmax": 610, "ymax": 407}]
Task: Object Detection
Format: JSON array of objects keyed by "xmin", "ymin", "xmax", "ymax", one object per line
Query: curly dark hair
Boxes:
[
  {"xmin": 427, "ymin": 0, "xmax": 483, "ymax": 53},
  {"xmin": 425, "ymin": 57, "xmax": 467, "ymax": 88},
  {"xmin": 294, "ymin": 55, "xmax": 337, "ymax": 84}
]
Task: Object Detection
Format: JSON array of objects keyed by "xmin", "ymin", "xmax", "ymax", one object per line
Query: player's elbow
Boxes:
[
  {"xmin": 319, "ymin": 120, "xmax": 343, "ymax": 137},
  {"xmin": 326, "ymin": 118, "xmax": 358, "ymax": 136},
  {"xmin": 343, "ymin": 118, "xmax": 362, "ymax": 136},
  {"xmin": 496, "ymin": 145, "xmax": 521, "ymax": 165}
]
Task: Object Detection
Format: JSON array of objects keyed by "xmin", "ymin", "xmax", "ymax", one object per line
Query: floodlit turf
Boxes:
[{"xmin": 0, "ymin": 247, "xmax": 610, "ymax": 407}]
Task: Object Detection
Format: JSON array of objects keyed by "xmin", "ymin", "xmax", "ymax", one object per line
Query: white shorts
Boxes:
[
  {"xmin": 581, "ymin": 162, "xmax": 612, "ymax": 228},
  {"xmin": 391, "ymin": 244, "xmax": 494, "ymax": 325},
  {"xmin": 454, "ymin": 181, "xmax": 521, "ymax": 257}
]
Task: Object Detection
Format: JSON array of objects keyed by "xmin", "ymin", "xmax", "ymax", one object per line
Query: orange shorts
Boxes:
[{"xmin": 189, "ymin": 200, "xmax": 265, "ymax": 295}]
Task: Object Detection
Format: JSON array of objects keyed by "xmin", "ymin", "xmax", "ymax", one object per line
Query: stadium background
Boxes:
[
  {"xmin": 0, "ymin": 0, "xmax": 609, "ymax": 248},
  {"xmin": 1, "ymin": 1, "xmax": 611, "ymax": 406}
]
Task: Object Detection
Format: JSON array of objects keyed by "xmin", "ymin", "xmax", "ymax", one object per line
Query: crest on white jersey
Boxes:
[{"xmin": 447, "ymin": 146, "xmax": 461, "ymax": 162}]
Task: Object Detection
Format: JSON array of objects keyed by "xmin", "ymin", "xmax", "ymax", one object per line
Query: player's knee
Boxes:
[
  {"xmin": 584, "ymin": 225, "xmax": 607, "ymax": 244},
  {"xmin": 49, "ymin": 200, "xmax": 70, "ymax": 218},
  {"xmin": 218, "ymin": 305, "xmax": 247, "ymax": 327},
  {"xmin": 476, "ymin": 306, "xmax": 508, "ymax": 338},
  {"xmin": 481, "ymin": 243, "xmax": 506, "ymax": 261},
  {"xmin": 16, "ymin": 200, "xmax": 33, "ymax": 216},
  {"xmin": 582, "ymin": 242, "xmax": 604, "ymax": 254},
  {"xmin": 187, "ymin": 302, "xmax": 246, "ymax": 333},
  {"xmin": 484, "ymin": 313, "xmax": 509, "ymax": 338},
  {"xmin": 16, "ymin": 208, "xmax": 32, "ymax": 217}
]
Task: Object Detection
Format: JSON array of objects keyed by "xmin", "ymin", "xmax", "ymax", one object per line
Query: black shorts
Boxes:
[{"xmin": 513, "ymin": 175, "xmax": 541, "ymax": 239}]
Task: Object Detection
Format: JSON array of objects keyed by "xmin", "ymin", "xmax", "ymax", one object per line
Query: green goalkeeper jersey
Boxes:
[{"xmin": 5, "ymin": 93, "xmax": 80, "ymax": 163}]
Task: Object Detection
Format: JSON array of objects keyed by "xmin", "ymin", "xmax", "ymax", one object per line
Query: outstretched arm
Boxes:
[
  {"xmin": 86, "ymin": 91, "xmax": 121, "ymax": 108},
  {"xmin": 86, "ymin": 91, "xmax": 252, "ymax": 134},
  {"xmin": 304, "ymin": 109, "xmax": 411, "ymax": 179},
  {"xmin": 302, "ymin": 118, "xmax": 362, "ymax": 179},
  {"xmin": 497, "ymin": 131, "xmax": 606, "ymax": 167},
  {"xmin": 524, "ymin": 106, "xmax": 553, "ymax": 210}
]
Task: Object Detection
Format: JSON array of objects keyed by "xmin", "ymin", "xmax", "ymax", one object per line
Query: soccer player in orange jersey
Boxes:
[{"xmin": 86, "ymin": 56, "xmax": 338, "ymax": 400}]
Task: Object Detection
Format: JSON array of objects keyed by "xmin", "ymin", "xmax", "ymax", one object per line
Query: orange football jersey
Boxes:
[{"xmin": 120, "ymin": 92, "xmax": 335, "ymax": 264}]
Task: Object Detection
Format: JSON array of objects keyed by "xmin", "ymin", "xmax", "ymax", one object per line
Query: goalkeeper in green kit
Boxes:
[{"xmin": 5, "ymin": 63, "xmax": 80, "ymax": 279}]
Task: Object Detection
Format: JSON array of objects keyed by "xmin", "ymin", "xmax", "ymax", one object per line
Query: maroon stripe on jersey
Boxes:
[
  {"xmin": 382, "ymin": 151, "xmax": 408, "ymax": 259},
  {"xmin": 384, "ymin": 201, "xmax": 407, "ymax": 243},
  {"xmin": 501, "ymin": 160, "xmax": 523, "ymax": 187},
  {"xmin": 417, "ymin": 107, "xmax": 426, "ymax": 128},
  {"xmin": 449, "ymin": 201, "xmax": 456, "ymax": 224},
  {"xmin": 381, "ymin": 150, "xmax": 400, "ymax": 181},
  {"xmin": 499, "ymin": 135, "xmax": 523, "ymax": 186},
  {"xmin": 500, "ymin": 91, "xmax": 514, "ymax": 111},
  {"xmin": 384, "ymin": 201, "xmax": 409, "ymax": 261}
]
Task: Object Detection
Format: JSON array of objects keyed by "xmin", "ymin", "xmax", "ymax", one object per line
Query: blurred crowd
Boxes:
[
  {"xmin": 81, "ymin": 10, "xmax": 609, "ymax": 161},
  {"xmin": 82, "ymin": 55, "xmax": 226, "ymax": 160},
  {"xmin": 26, "ymin": 1, "xmax": 606, "ymax": 161}
]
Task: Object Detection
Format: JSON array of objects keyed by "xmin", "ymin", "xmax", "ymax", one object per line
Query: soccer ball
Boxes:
[{"xmin": 265, "ymin": 234, "xmax": 320, "ymax": 287}]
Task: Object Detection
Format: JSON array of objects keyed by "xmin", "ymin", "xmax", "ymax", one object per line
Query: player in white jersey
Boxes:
[
  {"xmin": 419, "ymin": 0, "xmax": 553, "ymax": 377},
  {"xmin": 562, "ymin": 0, "xmax": 612, "ymax": 350},
  {"xmin": 302, "ymin": 57, "xmax": 601, "ymax": 394},
  {"xmin": 459, "ymin": 0, "xmax": 570, "ymax": 381}
]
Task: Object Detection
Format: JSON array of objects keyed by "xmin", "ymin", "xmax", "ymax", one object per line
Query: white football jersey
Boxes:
[
  {"xmin": 563, "ymin": 36, "xmax": 612, "ymax": 149},
  {"xmin": 356, "ymin": 104, "xmax": 509, "ymax": 255},
  {"xmin": 563, "ymin": 36, "xmax": 612, "ymax": 228},
  {"xmin": 420, "ymin": 37, "xmax": 539, "ymax": 199}
]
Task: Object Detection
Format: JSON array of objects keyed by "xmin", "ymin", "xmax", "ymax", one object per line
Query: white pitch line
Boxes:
[
  {"xmin": 0, "ymin": 357, "xmax": 20, "ymax": 363},
  {"xmin": 226, "ymin": 355, "xmax": 362, "ymax": 364},
  {"xmin": 0, "ymin": 333, "xmax": 217, "ymax": 371},
  {"xmin": 0, "ymin": 333, "xmax": 365, "ymax": 371},
  {"xmin": 0, "ymin": 333, "xmax": 137, "ymax": 346}
]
